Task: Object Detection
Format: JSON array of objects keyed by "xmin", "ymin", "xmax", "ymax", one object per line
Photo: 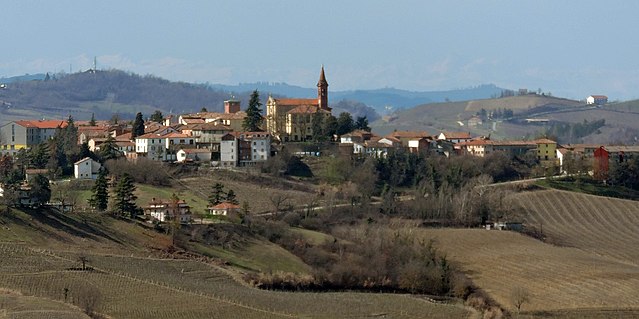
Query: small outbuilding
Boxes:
[{"xmin": 74, "ymin": 157, "xmax": 102, "ymax": 180}]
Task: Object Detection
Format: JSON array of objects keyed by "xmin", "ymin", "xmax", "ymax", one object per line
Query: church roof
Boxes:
[{"xmin": 274, "ymin": 98, "xmax": 319, "ymax": 106}]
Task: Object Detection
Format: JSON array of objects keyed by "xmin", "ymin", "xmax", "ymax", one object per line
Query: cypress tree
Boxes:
[
  {"xmin": 242, "ymin": 90, "xmax": 263, "ymax": 132},
  {"xmin": 225, "ymin": 189, "xmax": 239, "ymax": 205},
  {"xmin": 132, "ymin": 112, "xmax": 145, "ymax": 138}
]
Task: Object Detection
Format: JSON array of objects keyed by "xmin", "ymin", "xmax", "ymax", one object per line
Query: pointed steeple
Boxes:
[
  {"xmin": 317, "ymin": 65, "xmax": 329, "ymax": 111},
  {"xmin": 317, "ymin": 65, "xmax": 329, "ymax": 87}
]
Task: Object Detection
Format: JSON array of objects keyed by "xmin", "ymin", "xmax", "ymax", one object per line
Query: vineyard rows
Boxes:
[{"xmin": 0, "ymin": 244, "xmax": 470, "ymax": 318}]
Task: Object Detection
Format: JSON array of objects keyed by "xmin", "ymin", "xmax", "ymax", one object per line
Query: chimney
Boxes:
[{"xmin": 224, "ymin": 99, "xmax": 240, "ymax": 114}]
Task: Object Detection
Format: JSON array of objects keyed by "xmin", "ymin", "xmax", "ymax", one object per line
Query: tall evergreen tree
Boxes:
[
  {"xmin": 243, "ymin": 90, "xmax": 263, "ymax": 132},
  {"xmin": 132, "ymin": 112, "xmax": 145, "ymax": 138},
  {"xmin": 29, "ymin": 143, "xmax": 50, "ymax": 169},
  {"xmin": 208, "ymin": 183, "xmax": 225, "ymax": 206},
  {"xmin": 89, "ymin": 113, "xmax": 96, "ymax": 126},
  {"xmin": 355, "ymin": 116, "xmax": 371, "ymax": 132},
  {"xmin": 88, "ymin": 168, "xmax": 109, "ymax": 211},
  {"xmin": 99, "ymin": 136, "xmax": 121, "ymax": 161},
  {"xmin": 336, "ymin": 112, "xmax": 354, "ymax": 135},
  {"xmin": 225, "ymin": 189, "xmax": 239, "ymax": 205},
  {"xmin": 113, "ymin": 173, "xmax": 138, "ymax": 218},
  {"xmin": 30, "ymin": 174, "xmax": 51, "ymax": 207}
]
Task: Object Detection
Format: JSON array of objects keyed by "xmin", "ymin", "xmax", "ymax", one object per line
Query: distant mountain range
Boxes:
[{"xmin": 210, "ymin": 83, "xmax": 506, "ymax": 112}]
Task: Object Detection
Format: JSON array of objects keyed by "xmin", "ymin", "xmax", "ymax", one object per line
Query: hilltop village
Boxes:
[{"xmin": 1, "ymin": 67, "xmax": 638, "ymax": 219}]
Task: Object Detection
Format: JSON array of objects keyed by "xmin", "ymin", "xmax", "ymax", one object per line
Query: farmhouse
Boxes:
[
  {"xmin": 586, "ymin": 95, "xmax": 608, "ymax": 105},
  {"xmin": 144, "ymin": 198, "xmax": 192, "ymax": 223},
  {"xmin": 208, "ymin": 202, "xmax": 241, "ymax": 216}
]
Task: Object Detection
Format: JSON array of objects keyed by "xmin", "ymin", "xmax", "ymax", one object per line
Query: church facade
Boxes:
[{"xmin": 266, "ymin": 66, "xmax": 332, "ymax": 142}]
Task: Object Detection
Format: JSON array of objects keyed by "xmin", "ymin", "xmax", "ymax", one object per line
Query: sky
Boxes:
[{"xmin": 2, "ymin": 1, "xmax": 639, "ymax": 100}]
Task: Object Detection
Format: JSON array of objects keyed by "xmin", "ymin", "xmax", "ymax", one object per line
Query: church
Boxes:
[{"xmin": 266, "ymin": 66, "xmax": 332, "ymax": 142}]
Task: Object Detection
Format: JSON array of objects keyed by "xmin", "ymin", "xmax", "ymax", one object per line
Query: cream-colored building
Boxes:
[{"xmin": 266, "ymin": 66, "xmax": 331, "ymax": 142}]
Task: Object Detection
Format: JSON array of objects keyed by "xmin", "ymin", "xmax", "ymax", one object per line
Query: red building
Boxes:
[{"xmin": 593, "ymin": 146, "xmax": 609, "ymax": 181}]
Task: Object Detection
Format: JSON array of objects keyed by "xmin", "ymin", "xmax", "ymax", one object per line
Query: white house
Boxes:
[
  {"xmin": 144, "ymin": 198, "xmax": 192, "ymax": 223},
  {"xmin": 208, "ymin": 202, "xmax": 240, "ymax": 216},
  {"xmin": 586, "ymin": 95, "xmax": 608, "ymax": 105},
  {"xmin": 74, "ymin": 157, "xmax": 102, "ymax": 179}
]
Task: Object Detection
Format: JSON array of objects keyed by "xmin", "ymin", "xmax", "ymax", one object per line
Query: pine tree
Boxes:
[
  {"xmin": 243, "ymin": 90, "xmax": 263, "ymax": 132},
  {"xmin": 89, "ymin": 168, "xmax": 109, "ymax": 211},
  {"xmin": 132, "ymin": 112, "xmax": 145, "ymax": 138},
  {"xmin": 113, "ymin": 173, "xmax": 138, "ymax": 218},
  {"xmin": 89, "ymin": 113, "xmax": 96, "ymax": 126},
  {"xmin": 225, "ymin": 189, "xmax": 239, "ymax": 205},
  {"xmin": 208, "ymin": 183, "xmax": 225, "ymax": 206},
  {"xmin": 149, "ymin": 110, "xmax": 164, "ymax": 123},
  {"xmin": 99, "ymin": 136, "xmax": 121, "ymax": 161}
]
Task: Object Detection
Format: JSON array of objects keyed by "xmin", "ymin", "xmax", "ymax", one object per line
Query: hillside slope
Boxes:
[
  {"xmin": 0, "ymin": 70, "xmax": 236, "ymax": 125},
  {"xmin": 371, "ymin": 95, "xmax": 579, "ymax": 136},
  {"xmin": 419, "ymin": 189, "xmax": 639, "ymax": 313}
]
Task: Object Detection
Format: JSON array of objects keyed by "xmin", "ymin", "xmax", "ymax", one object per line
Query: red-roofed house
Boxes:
[
  {"xmin": 208, "ymin": 202, "xmax": 241, "ymax": 216},
  {"xmin": 1, "ymin": 120, "xmax": 68, "ymax": 155},
  {"xmin": 266, "ymin": 66, "xmax": 332, "ymax": 142},
  {"xmin": 586, "ymin": 95, "xmax": 608, "ymax": 105}
]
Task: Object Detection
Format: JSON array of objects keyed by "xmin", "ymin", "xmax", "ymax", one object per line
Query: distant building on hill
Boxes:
[{"xmin": 586, "ymin": 95, "xmax": 608, "ymax": 105}]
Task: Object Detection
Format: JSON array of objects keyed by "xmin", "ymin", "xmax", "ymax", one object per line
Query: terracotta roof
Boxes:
[
  {"xmin": 182, "ymin": 118, "xmax": 206, "ymax": 124},
  {"xmin": 114, "ymin": 132, "xmax": 132, "ymax": 141},
  {"xmin": 209, "ymin": 202, "xmax": 241, "ymax": 210},
  {"xmin": 15, "ymin": 120, "xmax": 68, "ymax": 129},
  {"xmin": 388, "ymin": 130, "xmax": 430, "ymax": 139},
  {"xmin": 189, "ymin": 123, "xmax": 233, "ymax": 131},
  {"xmin": 534, "ymin": 138, "xmax": 557, "ymax": 144},
  {"xmin": 136, "ymin": 133, "xmax": 165, "ymax": 139},
  {"xmin": 604, "ymin": 145, "xmax": 639, "ymax": 153},
  {"xmin": 440, "ymin": 132, "xmax": 472, "ymax": 140},
  {"xmin": 274, "ymin": 98, "xmax": 319, "ymax": 106},
  {"xmin": 162, "ymin": 132, "xmax": 191, "ymax": 138},
  {"xmin": 287, "ymin": 105, "xmax": 327, "ymax": 114},
  {"xmin": 180, "ymin": 148, "xmax": 211, "ymax": 154}
]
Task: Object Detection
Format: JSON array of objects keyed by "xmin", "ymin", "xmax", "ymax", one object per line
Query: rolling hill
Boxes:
[
  {"xmin": 0, "ymin": 70, "xmax": 239, "ymax": 126},
  {"xmin": 370, "ymin": 94, "xmax": 581, "ymax": 136},
  {"xmin": 418, "ymin": 189, "xmax": 639, "ymax": 315}
]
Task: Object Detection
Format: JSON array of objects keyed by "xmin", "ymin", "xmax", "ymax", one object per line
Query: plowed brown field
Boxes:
[{"xmin": 419, "ymin": 190, "xmax": 639, "ymax": 313}]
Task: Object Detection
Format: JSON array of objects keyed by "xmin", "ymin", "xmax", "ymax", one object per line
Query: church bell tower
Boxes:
[{"xmin": 317, "ymin": 66, "xmax": 329, "ymax": 110}]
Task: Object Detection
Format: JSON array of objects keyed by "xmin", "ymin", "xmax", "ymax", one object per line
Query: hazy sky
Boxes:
[{"xmin": 2, "ymin": 1, "xmax": 639, "ymax": 100}]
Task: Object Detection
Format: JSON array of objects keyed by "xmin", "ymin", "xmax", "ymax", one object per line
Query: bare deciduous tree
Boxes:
[{"xmin": 511, "ymin": 286, "xmax": 530, "ymax": 312}]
